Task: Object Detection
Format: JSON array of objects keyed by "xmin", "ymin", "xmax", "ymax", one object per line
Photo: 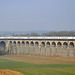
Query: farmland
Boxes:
[{"xmin": 0, "ymin": 55, "xmax": 75, "ymax": 75}]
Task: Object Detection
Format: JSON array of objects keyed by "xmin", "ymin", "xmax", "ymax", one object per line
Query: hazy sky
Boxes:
[{"xmin": 0, "ymin": 0, "xmax": 75, "ymax": 31}]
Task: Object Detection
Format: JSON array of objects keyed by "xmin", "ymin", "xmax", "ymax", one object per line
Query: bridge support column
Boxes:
[
  {"xmin": 38, "ymin": 42, "xmax": 41, "ymax": 55},
  {"xmin": 5, "ymin": 43, "xmax": 9, "ymax": 54}
]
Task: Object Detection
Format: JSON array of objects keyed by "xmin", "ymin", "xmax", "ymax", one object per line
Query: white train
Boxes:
[{"xmin": 0, "ymin": 36, "xmax": 75, "ymax": 39}]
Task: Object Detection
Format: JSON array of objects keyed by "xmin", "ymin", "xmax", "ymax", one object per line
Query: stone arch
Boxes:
[
  {"xmin": 63, "ymin": 42, "xmax": 68, "ymax": 48},
  {"xmin": 30, "ymin": 41, "xmax": 34, "ymax": 46},
  {"xmin": 25, "ymin": 41, "xmax": 30, "ymax": 54},
  {"xmin": 22, "ymin": 41, "xmax": 25, "ymax": 44},
  {"xmin": 16, "ymin": 41, "xmax": 21, "ymax": 54},
  {"xmin": 51, "ymin": 42, "xmax": 57, "ymax": 56},
  {"xmin": 21, "ymin": 41, "xmax": 25, "ymax": 54},
  {"xmin": 69, "ymin": 42, "xmax": 74, "ymax": 48},
  {"xmin": 17, "ymin": 41, "xmax": 20, "ymax": 44},
  {"xmin": 41, "ymin": 42, "xmax": 45, "ymax": 47},
  {"xmin": 62, "ymin": 42, "xmax": 68, "ymax": 57},
  {"xmin": 46, "ymin": 42, "xmax": 50, "ymax": 56},
  {"xmin": 57, "ymin": 42, "xmax": 62, "ymax": 46},
  {"xmin": 35, "ymin": 41, "xmax": 39, "ymax": 47},
  {"xmin": 46, "ymin": 42, "xmax": 50, "ymax": 46},
  {"xmin": 0, "ymin": 41, "xmax": 6, "ymax": 52},
  {"xmin": 10, "ymin": 41, "xmax": 12, "ymax": 44},
  {"xmin": 13, "ymin": 41, "xmax": 16, "ymax": 44},
  {"xmin": 12, "ymin": 41, "xmax": 17, "ymax": 54},
  {"xmin": 17, "ymin": 41, "xmax": 21, "ymax": 47},
  {"xmin": 30, "ymin": 41, "xmax": 34, "ymax": 55},
  {"xmin": 69, "ymin": 42, "xmax": 74, "ymax": 57},
  {"xmin": 52, "ymin": 42, "xmax": 56, "ymax": 47},
  {"xmin": 41, "ymin": 42, "xmax": 46, "ymax": 55},
  {"xmin": 35, "ymin": 41, "xmax": 39, "ymax": 55},
  {"xmin": 57, "ymin": 42, "xmax": 62, "ymax": 56},
  {"xmin": 26, "ymin": 41, "xmax": 29, "ymax": 46}
]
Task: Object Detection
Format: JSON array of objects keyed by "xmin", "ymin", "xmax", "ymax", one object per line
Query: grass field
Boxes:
[{"xmin": 0, "ymin": 55, "xmax": 75, "ymax": 75}]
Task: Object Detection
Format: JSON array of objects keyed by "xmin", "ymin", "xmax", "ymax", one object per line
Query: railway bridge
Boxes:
[{"xmin": 0, "ymin": 37, "xmax": 75, "ymax": 57}]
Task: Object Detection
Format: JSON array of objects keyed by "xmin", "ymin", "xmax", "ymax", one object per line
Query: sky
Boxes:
[{"xmin": 0, "ymin": 0, "xmax": 75, "ymax": 31}]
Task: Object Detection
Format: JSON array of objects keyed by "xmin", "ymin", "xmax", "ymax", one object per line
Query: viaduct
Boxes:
[{"xmin": 0, "ymin": 37, "xmax": 75, "ymax": 57}]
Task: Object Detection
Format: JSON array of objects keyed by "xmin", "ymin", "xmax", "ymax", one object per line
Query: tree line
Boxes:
[{"xmin": 11, "ymin": 31, "xmax": 75, "ymax": 37}]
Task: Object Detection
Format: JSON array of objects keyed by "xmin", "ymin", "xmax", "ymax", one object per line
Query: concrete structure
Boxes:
[{"xmin": 0, "ymin": 37, "xmax": 75, "ymax": 57}]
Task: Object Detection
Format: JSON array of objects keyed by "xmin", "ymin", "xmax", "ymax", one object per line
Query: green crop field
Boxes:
[{"xmin": 0, "ymin": 57, "xmax": 75, "ymax": 75}]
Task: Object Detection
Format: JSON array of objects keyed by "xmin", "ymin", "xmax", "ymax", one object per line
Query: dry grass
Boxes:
[
  {"xmin": 0, "ymin": 54, "xmax": 75, "ymax": 64},
  {"xmin": 0, "ymin": 69, "xmax": 24, "ymax": 75}
]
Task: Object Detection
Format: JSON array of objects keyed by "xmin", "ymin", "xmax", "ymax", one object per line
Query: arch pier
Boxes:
[{"xmin": 0, "ymin": 37, "xmax": 75, "ymax": 57}]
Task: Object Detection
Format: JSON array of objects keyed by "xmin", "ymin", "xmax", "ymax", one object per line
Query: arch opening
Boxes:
[
  {"xmin": 30, "ymin": 41, "xmax": 34, "ymax": 46},
  {"xmin": 17, "ymin": 41, "xmax": 20, "ymax": 44},
  {"xmin": 57, "ymin": 42, "xmax": 62, "ymax": 46},
  {"xmin": 69, "ymin": 42, "xmax": 74, "ymax": 48},
  {"xmin": 10, "ymin": 41, "xmax": 12, "ymax": 44},
  {"xmin": 0, "ymin": 41, "xmax": 6, "ymax": 55},
  {"xmin": 22, "ymin": 41, "xmax": 25, "ymax": 44},
  {"xmin": 46, "ymin": 42, "xmax": 50, "ymax": 46},
  {"xmin": 13, "ymin": 41, "xmax": 16, "ymax": 44},
  {"xmin": 41, "ymin": 42, "xmax": 45, "ymax": 47},
  {"xmin": 63, "ymin": 42, "xmax": 68, "ymax": 48},
  {"xmin": 35, "ymin": 42, "xmax": 39, "ymax": 47},
  {"xmin": 52, "ymin": 42, "xmax": 56, "ymax": 47},
  {"xmin": 63, "ymin": 42, "xmax": 68, "ymax": 46},
  {"xmin": 26, "ymin": 41, "xmax": 29, "ymax": 46}
]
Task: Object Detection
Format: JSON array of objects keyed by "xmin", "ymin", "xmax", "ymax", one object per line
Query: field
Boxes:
[{"xmin": 0, "ymin": 55, "xmax": 75, "ymax": 75}]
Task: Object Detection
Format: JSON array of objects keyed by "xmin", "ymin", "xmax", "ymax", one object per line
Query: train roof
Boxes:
[{"xmin": 0, "ymin": 36, "xmax": 75, "ymax": 40}]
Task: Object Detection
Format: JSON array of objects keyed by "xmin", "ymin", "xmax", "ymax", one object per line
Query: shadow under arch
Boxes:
[
  {"xmin": 57, "ymin": 42, "xmax": 62, "ymax": 47},
  {"xmin": 0, "ymin": 41, "xmax": 6, "ymax": 55},
  {"xmin": 35, "ymin": 42, "xmax": 39, "ymax": 47},
  {"xmin": 69, "ymin": 42, "xmax": 75, "ymax": 57},
  {"xmin": 30, "ymin": 41, "xmax": 34, "ymax": 46},
  {"xmin": 46, "ymin": 42, "xmax": 50, "ymax": 46},
  {"xmin": 26, "ymin": 41, "xmax": 29, "ymax": 46},
  {"xmin": 17, "ymin": 41, "xmax": 20, "ymax": 44},
  {"xmin": 57, "ymin": 42, "xmax": 62, "ymax": 56},
  {"xmin": 69, "ymin": 42, "xmax": 74, "ymax": 48},
  {"xmin": 17, "ymin": 41, "xmax": 20, "ymax": 46},
  {"xmin": 52, "ymin": 42, "xmax": 56, "ymax": 47},
  {"xmin": 35, "ymin": 41, "xmax": 40, "ymax": 55},
  {"xmin": 41, "ymin": 42, "xmax": 45, "ymax": 47},
  {"xmin": 22, "ymin": 41, "xmax": 25, "ymax": 44},
  {"xmin": 63, "ymin": 42, "xmax": 68, "ymax": 48},
  {"xmin": 13, "ymin": 41, "xmax": 16, "ymax": 44},
  {"xmin": 10, "ymin": 41, "xmax": 12, "ymax": 44}
]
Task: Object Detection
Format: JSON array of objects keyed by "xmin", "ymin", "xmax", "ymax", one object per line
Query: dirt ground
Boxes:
[
  {"xmin": 0, "ymin": 69, "xmax": 24, "ymax": 75},
  {"xmin": 0, "ymin": 54, "xmax": 75, "ymax": 64}
]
